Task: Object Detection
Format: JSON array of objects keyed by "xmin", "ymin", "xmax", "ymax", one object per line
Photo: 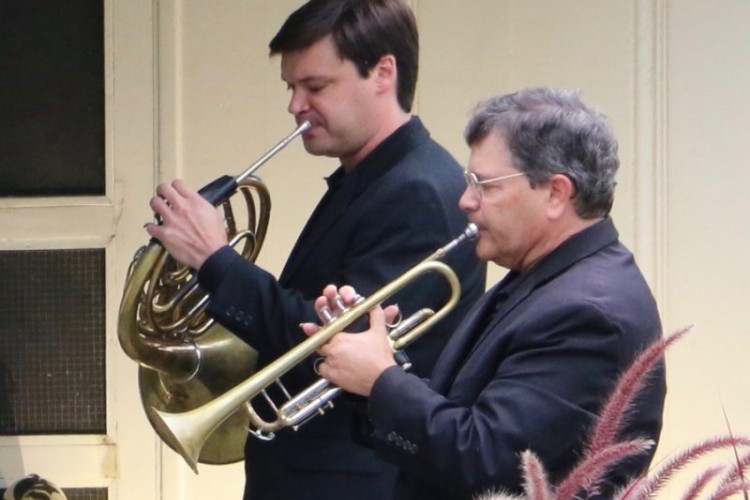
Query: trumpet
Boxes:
[{"xmin": 147, "ymin": 223, "xmax": 478, "ymax": 472}]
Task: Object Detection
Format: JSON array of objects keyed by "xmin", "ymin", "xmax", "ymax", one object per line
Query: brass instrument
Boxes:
[
  {"xmin": 146, "ymin": 223, "xmax": 478, "ymax": 473},
  {"xmin": 3, "ymin": 474, "xmax": 68, "ymax": 500},
  {"xmin": 118, "ymin": 121, "xmax": 310, "ymax": 465}
]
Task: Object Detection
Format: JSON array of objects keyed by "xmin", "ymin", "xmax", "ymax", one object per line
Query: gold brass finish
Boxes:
[
  {"xmin": 118, "ymin": 123, "xmax": 309, "ymax": 465},
  {"xmin": 146, "ymin": 224, "xmax": 478, "ymax": 472}
]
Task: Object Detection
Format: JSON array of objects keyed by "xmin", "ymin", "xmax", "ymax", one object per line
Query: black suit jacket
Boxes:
[
  {"xmin": 197, "ymin": 117, "xmax": 486, "ymax": 500},
  {"xmin": 366, "ymin": 218, "xmax": 666, "ymax": 500}
]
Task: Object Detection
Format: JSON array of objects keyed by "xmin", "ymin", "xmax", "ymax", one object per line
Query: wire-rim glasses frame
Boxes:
[{"xmin": 463, "ymin": 169, "xmax": 527, "ymax": 198}]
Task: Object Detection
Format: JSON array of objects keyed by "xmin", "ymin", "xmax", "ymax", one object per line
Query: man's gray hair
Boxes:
[{"xmin": 465, "ymin": 87, "xmax": 619, "ymax": 219}]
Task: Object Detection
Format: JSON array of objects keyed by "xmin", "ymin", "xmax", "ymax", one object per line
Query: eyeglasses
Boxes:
[{"xmin": 463, "ymin": 169, "xmax": 527, "ymax": 198}]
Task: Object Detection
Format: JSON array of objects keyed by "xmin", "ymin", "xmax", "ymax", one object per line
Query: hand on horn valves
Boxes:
[{"xmin": 146, "ymin": 179, "xmax": 229, "ymax": 270}]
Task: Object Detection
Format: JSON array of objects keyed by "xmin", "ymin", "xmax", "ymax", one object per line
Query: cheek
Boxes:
[
  {"xmin": 480, "ymin": 203, "xmax": 515, "ymax": 245},
  {"xmin": 317, "ymin": 100, "xmax": 352, "ymax": 134},
  {"xmin": 306, "ymin": 97, "xmax": 326, "ymax": 121},
  {"xmin": 475, "ymin": 222, "xmax": 502, "ymax": 254}
]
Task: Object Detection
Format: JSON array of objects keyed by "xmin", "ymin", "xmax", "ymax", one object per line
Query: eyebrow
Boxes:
[{"xmin": 285, "ymin": 75, "xmax": 334, "ymax": 86}]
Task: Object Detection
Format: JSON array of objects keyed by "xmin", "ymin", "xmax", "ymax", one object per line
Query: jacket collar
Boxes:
[{"xmin": 324, "ymin": 116, "xmax": 429, "ymax": 196}]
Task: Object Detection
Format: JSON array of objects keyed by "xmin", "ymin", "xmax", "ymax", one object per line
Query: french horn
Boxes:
[{"xmin": 118, "ymin": 121, "xmax": 310, "ymax": 465}]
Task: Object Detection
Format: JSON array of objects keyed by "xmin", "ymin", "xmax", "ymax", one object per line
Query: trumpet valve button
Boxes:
[
  {"xmin": 319, "ymin": 305, "xmax": 335, "ymax": 323},
  {"xmin": 333, "ymin": 295, "xmax": 348, "ymax": 314}
]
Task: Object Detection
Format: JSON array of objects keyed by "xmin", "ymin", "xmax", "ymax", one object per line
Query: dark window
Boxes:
[
  {"xmin": 0, "ymin": 0, "xmax": 105, "ymax": 197},
  {"xmin": 0, "ymin": 249, "xmax": 106, "ymax": 435}
]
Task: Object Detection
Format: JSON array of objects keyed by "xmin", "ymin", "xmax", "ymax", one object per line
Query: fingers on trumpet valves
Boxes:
[
  {"xmin": 341, "ymin": 286, "xmax": 364, "ymax": 307},
  {"xmin": 332, "ymin": 292, "xmax": 364, "ymax": 313},
  {"xmin": 316, "ymin": 295, "xmax": 349, "ymax": 324},
  {"xmin": 326, "ymin": 284, "xmax": 361, "ymax": 307},
  {"xmin": 315, "ymin": 289, "xmax": 365, "ymax": 324},
  {"xmin": 333, "ymin": 295, "xmax": 347, "ymax": 312}
]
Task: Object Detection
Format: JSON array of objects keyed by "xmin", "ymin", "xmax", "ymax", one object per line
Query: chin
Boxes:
[
  {"xmin": 475, "ymin": 241, "xmax": 504, "ymax": 266},
  {"xmin": 302, "ymin": 141, "xmax": 328, "ymax": 157},
  {"xmin": 473, "ymin": 244, "xmax": 494, "ymax": 263},
  {"xmin": 303, "ymin": 136, "xmax": 339, "ymax": 158}
]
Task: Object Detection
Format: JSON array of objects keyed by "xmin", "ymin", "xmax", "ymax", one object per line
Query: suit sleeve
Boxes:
[
  {"xmin": 365, "ymin": 299, "xmax": 659, "ymax": 496},
  {"xmin": 197, "ymin": 247, "xmax": 314, "ymax": 355}
]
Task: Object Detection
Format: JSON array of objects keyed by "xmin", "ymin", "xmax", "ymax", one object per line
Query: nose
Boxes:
[
  {"xmin": 287, "ymin": 89, "xmax": 309, "ymax": 116},
  {"xmin": 459, "ymin": 185, "xmax": 479, "ymax": 213}
]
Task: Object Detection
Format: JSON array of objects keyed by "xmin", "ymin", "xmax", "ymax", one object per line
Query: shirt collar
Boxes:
[{"xmin": 324, "ymin": 116, "xmax": 429, "ymax": 192}]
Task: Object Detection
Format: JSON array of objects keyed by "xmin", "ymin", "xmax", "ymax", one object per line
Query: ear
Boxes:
[
  {"xmin": 546, "ymin": 173, "xmax": 575, "ymax": 219},
  {"xmin": 372, "ymin": 54, "xmax": 397, "ymax": 93}
]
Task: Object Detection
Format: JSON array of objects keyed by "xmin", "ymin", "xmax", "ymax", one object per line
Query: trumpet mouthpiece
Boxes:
[{"xmin": 423, "ymin": 223, "xmax": 479, "ymax": 263}]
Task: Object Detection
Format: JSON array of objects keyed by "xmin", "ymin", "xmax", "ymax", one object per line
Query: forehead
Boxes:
[
  {"xmin": 280, "ymin": 35, "xmax": 349, "ymax": 82},
  {"xmin": 468, "ymin": 131, "xmax": 515, "ymax": 173}
]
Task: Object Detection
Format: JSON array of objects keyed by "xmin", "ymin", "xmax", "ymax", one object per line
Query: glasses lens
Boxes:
[{"xmin": 464, "ymin": 170, "xmax": 481, "ymax": 197}]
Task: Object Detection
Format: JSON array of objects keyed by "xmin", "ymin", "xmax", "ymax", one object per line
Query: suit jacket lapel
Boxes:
[
  {"xmin": 280, "ymin": 177, "xmax": 356, "ymax": 284},
  {"xmin": 429, "ymin": 281, "xmax": 503, "ymax": 392}
]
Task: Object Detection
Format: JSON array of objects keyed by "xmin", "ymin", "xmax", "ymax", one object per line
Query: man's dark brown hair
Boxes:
[{"xmin": 269, "ymin": 0, "xmax": 419, "ymax": 112}]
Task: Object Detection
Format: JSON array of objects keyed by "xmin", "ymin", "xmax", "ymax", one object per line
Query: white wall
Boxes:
[{"xmin": 660, "ymin": 0, "xmax": 750, "ymax": 494}]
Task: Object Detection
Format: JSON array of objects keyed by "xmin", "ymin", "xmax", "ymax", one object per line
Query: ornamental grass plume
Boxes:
[{"xmin": 476, "ymin": 325, "xmax": 750, "ymax": 500}]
